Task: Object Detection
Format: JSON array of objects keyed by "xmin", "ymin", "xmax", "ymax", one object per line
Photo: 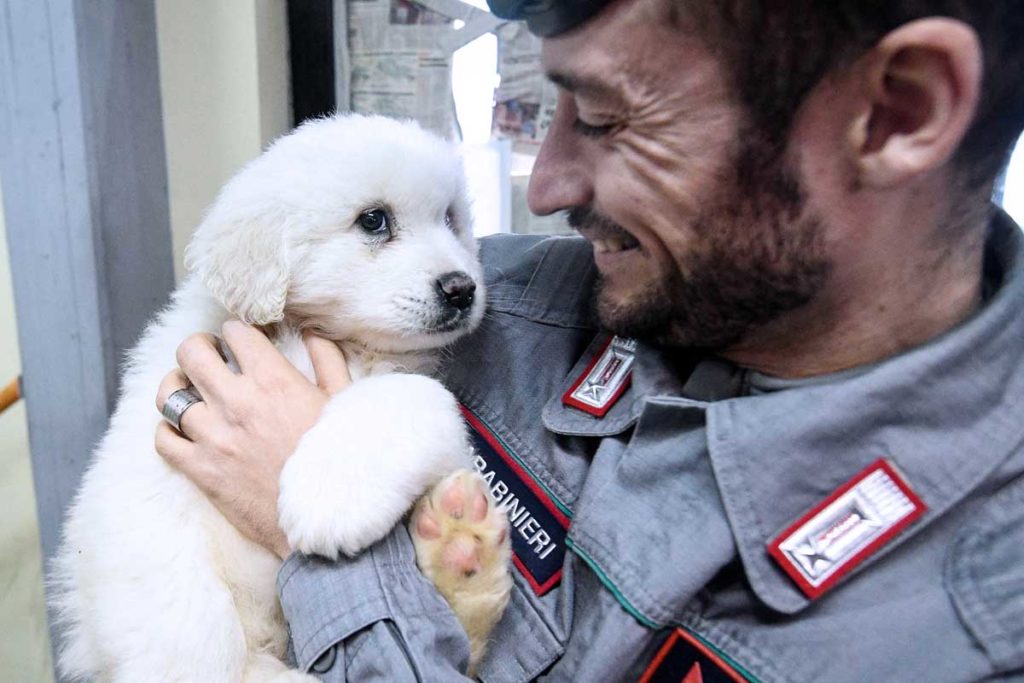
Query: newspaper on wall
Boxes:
[
  {"xmin": 344, "ymin": 1, "xmax": 569, "ymax": 234},
  {"xmin": 492, "ymin": 22, "xmax": 570, "ymax": 234},
  {"xmin": 491, "ymin": 21, "xmax": 558, "ymax": 154},
  {"xmin": 346, "ymin": 0, "xmax": 498, "ymax": 138}
]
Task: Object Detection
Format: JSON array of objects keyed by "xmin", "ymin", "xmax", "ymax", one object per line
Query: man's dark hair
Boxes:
[{"xmin": 684, "ymin": 1, "xmax": 1024, "ymax": 191}]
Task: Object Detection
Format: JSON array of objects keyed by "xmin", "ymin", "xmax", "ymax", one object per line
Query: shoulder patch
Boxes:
[
  {"xmin": 767, "ymin": 459, "xmax": 926, "ymax": 600},
  {"xmin": 563, "ymin": 335, "xmax": 636, "ymax": 417},
  {"xmin": 461, "ymin": 405, "xmax": 570, "ymax": 596}
]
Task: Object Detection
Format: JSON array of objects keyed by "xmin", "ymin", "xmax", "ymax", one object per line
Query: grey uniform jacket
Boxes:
[{"xmin": 278, "ymin": 211, "xmax": 1024, "ymax": 682}]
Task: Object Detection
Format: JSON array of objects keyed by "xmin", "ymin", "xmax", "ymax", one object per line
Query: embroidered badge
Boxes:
[
  {"xmin": 639, "ymin": 628, "xmax": 749, "ymax": 683},
  {"xmin": 767, "ymin": 459, "xmax": 927, "ymax": 600},
  {"xmin": 461, "ymin": 405, "xmax": 570, "ymax": 596},
  {"xmin": 563, "ymin": 336, "xmax": 637, "ymax": 418}
]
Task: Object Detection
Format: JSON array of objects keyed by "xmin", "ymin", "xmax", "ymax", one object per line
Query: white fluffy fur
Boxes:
[{"xmin": 53, "ymin": 115, "xmax": 486, "ymax": 682}]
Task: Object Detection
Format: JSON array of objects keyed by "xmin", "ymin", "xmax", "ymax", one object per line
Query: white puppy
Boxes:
[{"xmin": 53, "ymin": 114, "xmax": 511, "ymax": 682}]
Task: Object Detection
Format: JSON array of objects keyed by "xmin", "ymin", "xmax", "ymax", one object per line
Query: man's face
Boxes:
[{"xmin": 528, "ymin": 0, "xmax": 830, "ymax": 348}]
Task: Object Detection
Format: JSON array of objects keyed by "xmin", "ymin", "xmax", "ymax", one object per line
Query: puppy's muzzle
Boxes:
[{"xmin": 436, "ymin": 272, "xmax": 476, "ymax": 313}]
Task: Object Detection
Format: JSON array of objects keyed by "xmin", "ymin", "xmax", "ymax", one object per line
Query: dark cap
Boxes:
[{"xmin": 487, "ymin": 0, "xmax": 616, "ymax": 37}]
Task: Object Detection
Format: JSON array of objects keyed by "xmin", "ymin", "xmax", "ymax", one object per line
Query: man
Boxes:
[{"xmin": 156, "ymin": 0, "xmax": 1024, "ymax": 679}]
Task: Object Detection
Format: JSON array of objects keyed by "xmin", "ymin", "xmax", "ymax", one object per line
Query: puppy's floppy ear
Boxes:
[{"xmin": 185, "ymin": 208, "xmax": 290, "ymax": 325}]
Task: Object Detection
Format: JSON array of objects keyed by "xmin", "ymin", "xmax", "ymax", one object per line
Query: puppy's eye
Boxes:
[
  {"xmin": 358, "ymin": 209, "xmax": 389, "ymax": 235},
  {"xmin": 444, "ymin": 209, "xmax": 456, "ymax": 231}
]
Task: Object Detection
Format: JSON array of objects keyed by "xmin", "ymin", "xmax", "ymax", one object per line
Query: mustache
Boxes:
[{"xmin": 565, "ymin": 206, "xmax": 636, "ymax": 236}]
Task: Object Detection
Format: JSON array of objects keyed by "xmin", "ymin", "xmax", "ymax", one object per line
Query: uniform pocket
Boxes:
[
  {"xmin": 476, "ymin": 583, "xmax": 565, "ymax": 683},
  {"xmin": 946, "ymin": 477, "xmax": 1024, "ymax": 675}
]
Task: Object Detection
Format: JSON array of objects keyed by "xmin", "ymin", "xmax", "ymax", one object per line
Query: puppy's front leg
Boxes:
[
  {"xmin": 410, "ymin": 470, "xmax": 513, "ymax": 674},
  {"xmin": 278, "ymin": 373, "xmax": 472, "ymax": 559}
]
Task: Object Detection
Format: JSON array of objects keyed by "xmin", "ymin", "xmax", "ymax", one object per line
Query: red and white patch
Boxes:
[
  {"xmin": 563, "ymin": 336, "xmax": 636, "ymax": 418},
  {"xmin": 767, "ymin": 459, "xmax": 926, "ymax": 600}
]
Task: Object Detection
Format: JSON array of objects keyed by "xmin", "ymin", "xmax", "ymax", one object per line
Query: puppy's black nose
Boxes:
[{"xmin": 436, "ymin": 271, "xmax": 476, "ymax": 311}]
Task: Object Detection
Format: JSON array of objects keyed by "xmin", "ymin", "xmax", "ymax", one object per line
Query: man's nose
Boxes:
[{"xmin": 527, "ymin": 96, "xmax": 594, "ymax": 216}]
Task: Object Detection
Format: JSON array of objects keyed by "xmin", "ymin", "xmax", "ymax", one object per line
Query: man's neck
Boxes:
[{"xmin": 720, "ymin": 217, "xmax": 988, "ymax": 380}]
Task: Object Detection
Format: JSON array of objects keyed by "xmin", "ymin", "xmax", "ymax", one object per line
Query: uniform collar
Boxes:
[
  {"xmin": 542, "ymin": 334, "xmax": 708, "ymax": 437},
  {"xmin": 545, "ymin": 210, "xmax": 1024, "ymax": 614},
  {"xmin": 709, "ymin": 211, "xmax": 1024, "ymax": 613},
  {"xmin": 542, "ymin": 305, "xmax": 772, "ymax": 435}
]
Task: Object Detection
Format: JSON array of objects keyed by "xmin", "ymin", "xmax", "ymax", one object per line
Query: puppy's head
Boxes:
[{"xmin": 186, "ymin": 114, "xmax": 484, "ymax": 353}]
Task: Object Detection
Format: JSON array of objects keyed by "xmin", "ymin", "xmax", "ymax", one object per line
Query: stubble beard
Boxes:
[{"xmin": 591, "ymin": 136, "xmax": 832, "ymax": 349}]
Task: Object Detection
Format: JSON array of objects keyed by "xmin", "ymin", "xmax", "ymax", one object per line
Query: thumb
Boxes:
[{"xmin": 304, "ymin": 333, "xmax": 352, "ymax": 394}]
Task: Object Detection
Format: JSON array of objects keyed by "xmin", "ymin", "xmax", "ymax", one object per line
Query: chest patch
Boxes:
[
  {"xmin": 767, "ymin": 459, "xmax": 927, "ymax": 600},
  {"xmin": 639, "ymin": 628, "xmax": 749, "ymax": 683},
  {"xmin": 461, "ymin": 405, "xmax": 570, "ymax": 596}
]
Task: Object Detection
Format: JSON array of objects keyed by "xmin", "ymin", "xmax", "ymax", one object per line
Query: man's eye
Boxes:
[
  {"xmin": 573, "ymin": 118, "xmax": 617, "ymax": 138},
  {"xmin": 357, "ymin": 209, "xmax": 389, "ymax": 235}
]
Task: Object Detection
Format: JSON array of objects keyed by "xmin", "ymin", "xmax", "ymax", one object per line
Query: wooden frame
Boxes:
[{"xmin": 0, "ymin": 1, "xmax": 174, "ymax": 675}]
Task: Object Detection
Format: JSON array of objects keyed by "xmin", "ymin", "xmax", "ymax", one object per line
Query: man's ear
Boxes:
[
  {"xmin": 848, "ymin": 18, "xmax": 983, "ymax": 188},
  {"xmin": 184, "ymin": 206, "xmax": 290, "ymax": 325}
]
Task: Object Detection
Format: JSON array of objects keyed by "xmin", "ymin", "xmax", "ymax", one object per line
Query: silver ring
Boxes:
[{"xmin": 162, "ymin": 387, "xmax": 203, "ymax": 432}]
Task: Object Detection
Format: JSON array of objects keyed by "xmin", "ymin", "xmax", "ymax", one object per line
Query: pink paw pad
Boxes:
[
  {"xmin": 414, "ymin": 509, "xmax": 443, "ymax": 540},
  {"xmin": 442, "ymin": 535, "xmax": 482, "ymax": 577},
  {"xmin": 411, "ymin": 469, "xmax": 510, "ymax": 580},
  {"xmin": 438, "ymin": 475, "xmax": 489, "ymax": 522}
]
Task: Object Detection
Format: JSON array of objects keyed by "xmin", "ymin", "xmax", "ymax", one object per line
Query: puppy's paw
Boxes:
[
  {"xmin": 278, "ymin": 454, "xmax": 406, "ymax": 559},
  {"xmin": 278, "ymin": 374, "xmax": 473, "ymax": 559},
  {"xmin": 412, "ymin": 470, "xmax": 510, "ymax": 582},
  {"xmin": 410, "ymin": 469, "xmax": 512, "ymax": 670}
]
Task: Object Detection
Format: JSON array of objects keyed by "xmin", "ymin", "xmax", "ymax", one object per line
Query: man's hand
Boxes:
[{"xmin": 155, "ymin": 321, "xmax": 352, "ymax": 559}]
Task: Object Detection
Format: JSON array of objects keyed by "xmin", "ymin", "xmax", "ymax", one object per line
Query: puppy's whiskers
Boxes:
[
  {"xmin": 394, "ymin": 303, "xmax": 432, "ymax": 320},
  {"xmin": 396, "ymin": 294, "xmax": 433, "ymax": 307}
]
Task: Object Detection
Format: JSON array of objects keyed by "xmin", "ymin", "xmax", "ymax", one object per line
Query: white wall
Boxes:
[
  {"xmin": 155, "ymin": 0, "xmax": 291, "ymax": 279},
  {"xmin": 1002, "ymin": 137, "xmax": 1024, "ymax": 225},
  {"xmin": 0, "ymin": 181, "xmax": 53, "ymax": 681}
]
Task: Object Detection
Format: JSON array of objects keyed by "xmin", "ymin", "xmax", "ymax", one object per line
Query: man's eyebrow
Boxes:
[{"xmin": 546, "ymin": 71, "xmax": 618, "ymax": 100}]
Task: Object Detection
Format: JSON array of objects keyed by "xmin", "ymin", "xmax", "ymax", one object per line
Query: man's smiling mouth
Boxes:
[
  {"xmin": 591, "ymin": 233, "xmax": 640, "ymax": 254},
  {"xmin": 567, "ymin": 206, "xmax": 643, "ymax": 259}
]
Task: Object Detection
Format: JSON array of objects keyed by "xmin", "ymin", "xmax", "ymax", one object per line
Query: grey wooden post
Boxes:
[
  {"xmin": 0, "ymin": 0, "xmax": 174, "ymax": 672},
  {"xmin": 334, "ymin": 0, "xmax": 352, "ymax": 110}
]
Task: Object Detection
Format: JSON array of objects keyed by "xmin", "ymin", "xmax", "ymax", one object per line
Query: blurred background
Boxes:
[{"xmin": 0, "ymin": 2, "xmax": 1021, "ymax": 680}]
